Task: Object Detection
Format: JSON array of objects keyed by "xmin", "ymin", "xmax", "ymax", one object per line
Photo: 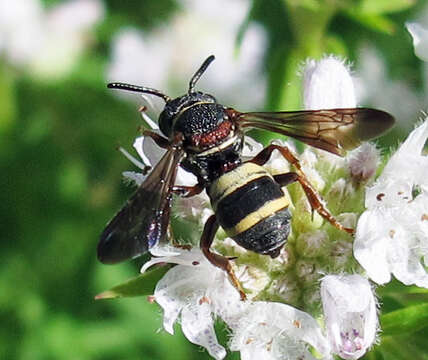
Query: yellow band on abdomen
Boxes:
[
  {"xmin": 209, "ymin": 162, "xmax": 272, "ymax": 209},
  {"xmin": 224, "ymin": 196, "xmax": 289, "ymax": 237}
]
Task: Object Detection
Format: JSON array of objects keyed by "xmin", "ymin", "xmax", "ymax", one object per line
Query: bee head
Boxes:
[
  {"xmin": 107, "ymin": 55, "xmax": 219, "ymax": 139},
  {"xmin": 158, "ymin": 91, "xmax": 218, "ymax": 137},
  {"xmin": 159, "ymin": 55, "xmax": 218, "ymax": 138}
]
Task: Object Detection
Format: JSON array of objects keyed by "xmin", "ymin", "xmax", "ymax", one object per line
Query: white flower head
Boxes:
[
  {"xmin": 406, "ymin": 22, "xmax": 428, "ymax": 62},
  {"xmin": 0, "ymin": 0, "xmax": 104, "ymax": 78},
  {"xmin": 142, "ymin": 247, "xmax": 243, "ymax": 360},
  {"xmin": 144, "ymin": 245, "xmax": 333, "ymax": 360},
  {"xmin": 321, "ymin": 275, "xmax": 378, "ymax": 360},
  {"xmin": 303, "ymin": 56, "xmax": 356, "ymax": 110},
  {"xmin": 355, "ymin": 121, "xmax": 428, "ymax": 287},
  {"xmin": 230, "ymin": 302, "xmax": 331, "ymax": 360},
  {"xmin": 107, "ymin": 0, "xmax": 267, "ymax": 109},
  {"xmin": 121, "ymin": 111, "xmax": 198, "ymax": 188},
  {"xmin": 103, "ymin": 48, "xmax": 404, "ymax": 360}
]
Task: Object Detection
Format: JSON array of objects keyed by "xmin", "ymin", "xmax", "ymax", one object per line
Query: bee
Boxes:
[{"xmin": 98, "ymin": 55, "xmax": 394, "ymax": 300}]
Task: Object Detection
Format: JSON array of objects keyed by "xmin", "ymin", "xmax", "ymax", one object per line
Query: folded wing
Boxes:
[
  {"xmin": 233, "ymin": 108, "xmax": 395, "ymax": 156},
  {"xmin": 98, "ymin": 146, "xmax": 184, "ymax": 264}
]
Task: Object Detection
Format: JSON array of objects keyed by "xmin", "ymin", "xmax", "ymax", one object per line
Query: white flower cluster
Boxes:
[
  {"xmin": 0, "ymin": 0, "xmax": 104, "ymax": 79},
  {"xmin": 118, "ymin": 55, "xmax": 428, "ymax": 359},
  {"xmin": 355, "ymin": 19, "xmax": 428, "ymax": 289},
  {"xmin": 106, "ymin": 0, "xmax": 266, "ymax": 109},
  {"xmin": 355, "ymin": 121, "xmax": 428, "ymax": 287}
]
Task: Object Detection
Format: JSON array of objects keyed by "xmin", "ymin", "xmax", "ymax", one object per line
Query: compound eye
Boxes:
[{"xmin": 158, "ymin": 111, "xmax": 172, "ymax": 137}]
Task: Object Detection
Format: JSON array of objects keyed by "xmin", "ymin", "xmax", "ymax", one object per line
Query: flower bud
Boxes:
[
  {"xmin": 303, "ymin": 56, "xmax": 356, "ymax": 110},
  {"xmin": 321, "ymin": 275, "xmax": 377, "ymax": 359}
]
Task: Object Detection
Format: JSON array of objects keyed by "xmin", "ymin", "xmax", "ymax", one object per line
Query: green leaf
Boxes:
[
  {"xmin": 378, "ymin": 334, "xmax": 428, "ymax": 360},
  {"xmin": 377, "ymin": 280, "xmax": 428, "ymax": 296},
  {"xmin": 95, "ymin": 265, "xmax": 172, "ymax": 300},
  {"xmin": 358, "ymin": 0, "xmax": 415, "ymax": 14},
  {"xmin": 381, "ymin": 303, "xmax": 428, "ymax": 336}
]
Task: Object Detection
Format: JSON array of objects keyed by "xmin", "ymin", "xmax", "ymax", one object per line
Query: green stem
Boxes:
[{"xmin": 277, "ymin": 1, "xmax": 338, "ymax": 109}]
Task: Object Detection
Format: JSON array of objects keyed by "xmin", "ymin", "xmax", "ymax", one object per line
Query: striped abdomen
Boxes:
[{"xmin": 207, "ymin": 162, "xmax": 291, "ymax": 257}]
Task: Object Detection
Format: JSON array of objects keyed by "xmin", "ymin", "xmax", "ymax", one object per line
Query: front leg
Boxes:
[
  {"xmin": 251, "ymin": 145, "xmax": 354, "ymax": 234},
  {"xmin": 200, "ymin": 215, "xmax": 246, "ymax": 300},
  {"xmin": 142, "ymin": 130, "xmax": 170, "ymax": 149},
  {"xmin": 172, "ymin": 183, "xmax": 205, "ymax": 197}
]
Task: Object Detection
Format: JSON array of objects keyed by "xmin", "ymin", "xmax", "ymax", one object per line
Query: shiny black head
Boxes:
[{"xmin": 107, "ymin": 55, "xmax": 220, "ymax": 138}]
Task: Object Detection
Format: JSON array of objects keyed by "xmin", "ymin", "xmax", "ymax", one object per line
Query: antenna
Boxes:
[
  {"xmin": 188, "ymin": 55, "xmax": 215, "ymax": 93},
  {"xmin": 107, "ymin": 82, "xmax": 171, "ymax": 103}
]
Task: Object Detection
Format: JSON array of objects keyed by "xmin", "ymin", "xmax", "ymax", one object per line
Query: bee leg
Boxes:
[
  {"xmin": 142, "ymin": 130, "xmax": 170, "ymax": 149},
  {"xmin": 251, "ymin": 145, "xmax": 354, "ymax": 234},
  {"xmin": 273, "ymin": 172, "xmax": 299, "ymax": 187},
  {"xmin": 200, "ymin": 215, "xmax": 247, "ymax": 301},
  {"xmin": 250, "ymin": 144, "xmax": 301, "ymax": 169},
  {"xmin": 172, "ymin": 183, "xmax": 205, "ymax": 197}
]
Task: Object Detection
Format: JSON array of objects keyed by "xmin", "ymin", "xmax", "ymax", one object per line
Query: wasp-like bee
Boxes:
[{"xmin": 98, "ymin": 55, "xmax": 394, "ymax": 300}]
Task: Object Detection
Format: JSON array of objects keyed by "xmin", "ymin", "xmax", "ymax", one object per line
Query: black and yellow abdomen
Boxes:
[{"xmin": 207, "ymin": 162, "xmax": 291, "ymax": 257}]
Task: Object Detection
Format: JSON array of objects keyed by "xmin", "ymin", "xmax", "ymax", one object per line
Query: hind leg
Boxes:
[
  {"xmin": 251, "ymin": 145, "xmax": 354, "ymax": 234},
  {"xmin": 200, "ymin": 215, "xmax": 246, "ymax": 300}
]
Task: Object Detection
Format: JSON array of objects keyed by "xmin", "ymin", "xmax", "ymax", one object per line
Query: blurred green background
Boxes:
[{"xmin": 1, "ymin": 0, "xmax": 428, "ymax": 359}]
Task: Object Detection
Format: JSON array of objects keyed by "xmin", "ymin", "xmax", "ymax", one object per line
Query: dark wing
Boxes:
[
  {"xmin": 230, "ymin": 108, "xmax": 395, "ymax": 156},
  {"xmin": 97, "ymin": 146, "xmax": 184, "ymax": 264}
]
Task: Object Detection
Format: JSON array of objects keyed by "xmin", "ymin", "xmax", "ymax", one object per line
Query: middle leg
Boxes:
[{"xmin": 200, "ymin": 215, "xmax": 246, "ymax": 300}]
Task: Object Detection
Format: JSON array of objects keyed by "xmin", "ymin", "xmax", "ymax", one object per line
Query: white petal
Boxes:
[
  {"xmin": 242, "ymin": 136, "xmax": 264, "ymax": 158},
  {"xmin": 406, "ymin": 22, "xmax": 428, "ymax": 62},
  {"xmin": 380, "ymin": 121, "xmax": 428, "ymax": 186},
  {"xmin": 395, "ymin": 120, "xmax": 428, "ymax": 154},
  {"xmin": 354, "ymin": 210, "xmax": 392, "ymax": 284},
  {"xmin": 208, "ymin": 273, "xmax": 246, "ymax": 326},
  {"xmin": 140, "ymin": 106, "xmax": 160, "ymax": 129},
  {"xmin": 321, "ymin": 275, "xmax": 377, "ymax": 360},
  {"xmin": 122, "ymin": 171, "xmax": 145, "ymax": 186},
  {"xmin": 239, "ymin": 345, "xmax": 276, "ymax": 360},
  {"xmin": 365, "ymin": 177, "xmax": 412, "ymax": 209},
  {"xmin": 175, "ymin": 167, "xmax": 198, "ymax": 186},
  {"xmin": 154, "ymin": 263, "xmax": 213, "ymax": 332},
  {"xmin": 356, "ymin": 204, "xmax": 428, "ymax": 288},
  {"xmin": 389, "ymin": 197, "xmax": 428, "ymax": 287},
  {"xmin": 132, "ymin": 134, "xmax": 198, "ymax": 186},
  {"xmin": 181, "ymin": 304, "xmax": 227, "ymax": 360},
  {"xmin": 151, "ymin": 248, "xmax": 245, "ymax": 359},
  {"xmin": 303, "ymin": 56, "xmax": 356, "ymax": 110},
  {"xmin": 230, "ymin": 301, "xmax": 331, "ymax": 359},
  {"xmin": 141, "ymin": 247, "xmax": 207, "ymax": 273},
  {"xmin": 394, "ymin": 120, "xmax": 428, "ymax": 190},
  {"xmin": 357, "ymin": 121, "xmax": 428, "ymax": 288},
  {"xmin": 133, "ymin": 135, "xmax": 164, "ymax": 168},
  {"xmin": 410, "ymin": 193, "xmax": 428, "ymax": 239},
  {"xmin": 119, "ymin": 145, "xmax": 147, "ymax": 171}
]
